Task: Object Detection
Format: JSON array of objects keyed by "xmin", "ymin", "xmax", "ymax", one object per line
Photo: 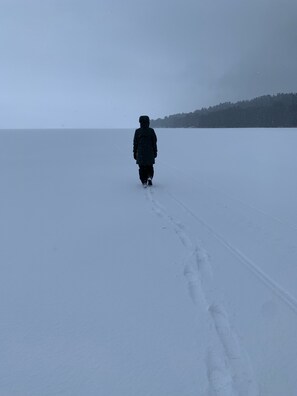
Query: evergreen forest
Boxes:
[{"xmin": 151, "ymin": 94, "xmax": 297, "ymax": 128}]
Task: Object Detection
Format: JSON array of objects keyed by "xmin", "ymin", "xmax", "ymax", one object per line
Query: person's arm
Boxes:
[
  {"xmin": 133, "ymin": 130, "xmax": 138, "ymax": 160},
  {"xmin": 152, "ymin": 130, "xmax": 157, "ymax": 158}
]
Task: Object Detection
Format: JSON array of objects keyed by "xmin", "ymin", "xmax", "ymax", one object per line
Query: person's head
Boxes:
[{"xmin": 139, "ymin": 115, "xmax": 150, "ymax": 128}]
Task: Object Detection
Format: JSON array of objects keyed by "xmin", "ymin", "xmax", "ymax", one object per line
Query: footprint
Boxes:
[
  {"xmin": 208, "ymin": 304, "xmax": 241, "ymax": 360},
  {"xmin": 206, "ymin": 349, "xmax": 234, "ymax": 396}
]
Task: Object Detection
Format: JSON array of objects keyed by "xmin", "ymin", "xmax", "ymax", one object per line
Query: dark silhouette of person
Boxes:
[{"xmin": 133, "ymin": 115, "xmax": 157, "ymax": 187}]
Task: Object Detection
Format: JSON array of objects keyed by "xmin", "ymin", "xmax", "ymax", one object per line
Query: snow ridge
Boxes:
[{"xmin": 146, "ymin": 187, "xmax": 259, "ymax": 396}]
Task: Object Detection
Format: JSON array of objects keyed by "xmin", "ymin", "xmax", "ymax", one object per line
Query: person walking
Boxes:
[{"xmin": 133, "ymin": 115, "xmax": 158, "ymax": 187}]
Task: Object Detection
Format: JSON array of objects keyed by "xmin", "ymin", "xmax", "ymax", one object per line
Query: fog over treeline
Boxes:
[{"xmin": 151, "ymin": 93, "xmax": 297, "ymax": 128}]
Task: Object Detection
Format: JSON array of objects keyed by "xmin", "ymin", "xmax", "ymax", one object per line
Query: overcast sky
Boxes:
[{"xmin": 1, "ymin": 0, "xmax": 297, "ymax": 128}]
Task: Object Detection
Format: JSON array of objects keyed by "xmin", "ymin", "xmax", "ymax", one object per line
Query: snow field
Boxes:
[{"xmin": 0, "ymin": 128, "xmax": 297, "ymax": 395}]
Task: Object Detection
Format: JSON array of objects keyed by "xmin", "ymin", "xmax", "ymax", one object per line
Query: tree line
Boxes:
[{"xmin": 150, "ymin": 93, "xmax": 297, "ymax": 128}]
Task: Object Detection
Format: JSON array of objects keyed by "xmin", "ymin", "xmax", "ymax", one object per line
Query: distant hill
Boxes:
[{"xmin": 151, "ymin": 93, "xmax": 297, "ymax": 128}]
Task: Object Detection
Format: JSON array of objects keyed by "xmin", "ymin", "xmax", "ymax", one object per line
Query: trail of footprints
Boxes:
[{"xmin": 146, "ymin": 188, "xmax": 259, "ymax": 396}]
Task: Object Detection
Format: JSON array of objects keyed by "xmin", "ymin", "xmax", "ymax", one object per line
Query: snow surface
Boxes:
[{"xmin": 0, "ymin": 128, "xmax": 297, "ymax": 395}]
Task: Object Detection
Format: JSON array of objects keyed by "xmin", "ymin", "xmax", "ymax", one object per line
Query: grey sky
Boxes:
[{"xmin": 1, "ymin": 0, "xmax": 297, "ymax": 128}]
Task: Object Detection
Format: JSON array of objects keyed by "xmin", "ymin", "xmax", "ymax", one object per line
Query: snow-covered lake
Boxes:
[{"xmin": 0, "ymin": 128, "xmax": 296, "ymax": 395}]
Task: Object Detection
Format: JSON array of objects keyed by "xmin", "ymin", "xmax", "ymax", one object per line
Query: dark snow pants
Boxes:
[{"xmin": 139, "ymin": 165, "xmax": 154, "ymax": 184}]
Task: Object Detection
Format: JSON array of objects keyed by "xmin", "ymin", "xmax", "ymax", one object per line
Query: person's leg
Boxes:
[
  {"xmin": 139, "ymin": 166, "xmax": 147, "ymax": 184},
  {"xmin": 148, "ymin": 165, "xmax": 154, "ymax": 179},
  {"xmin": 147, "ymin": 165, "xmax": 154, "ymax": 185}
]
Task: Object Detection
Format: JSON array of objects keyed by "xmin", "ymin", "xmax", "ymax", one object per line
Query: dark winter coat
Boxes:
[{"xmin": 133, "ymin": 127, "xmax": 157, "ymax": 166}]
